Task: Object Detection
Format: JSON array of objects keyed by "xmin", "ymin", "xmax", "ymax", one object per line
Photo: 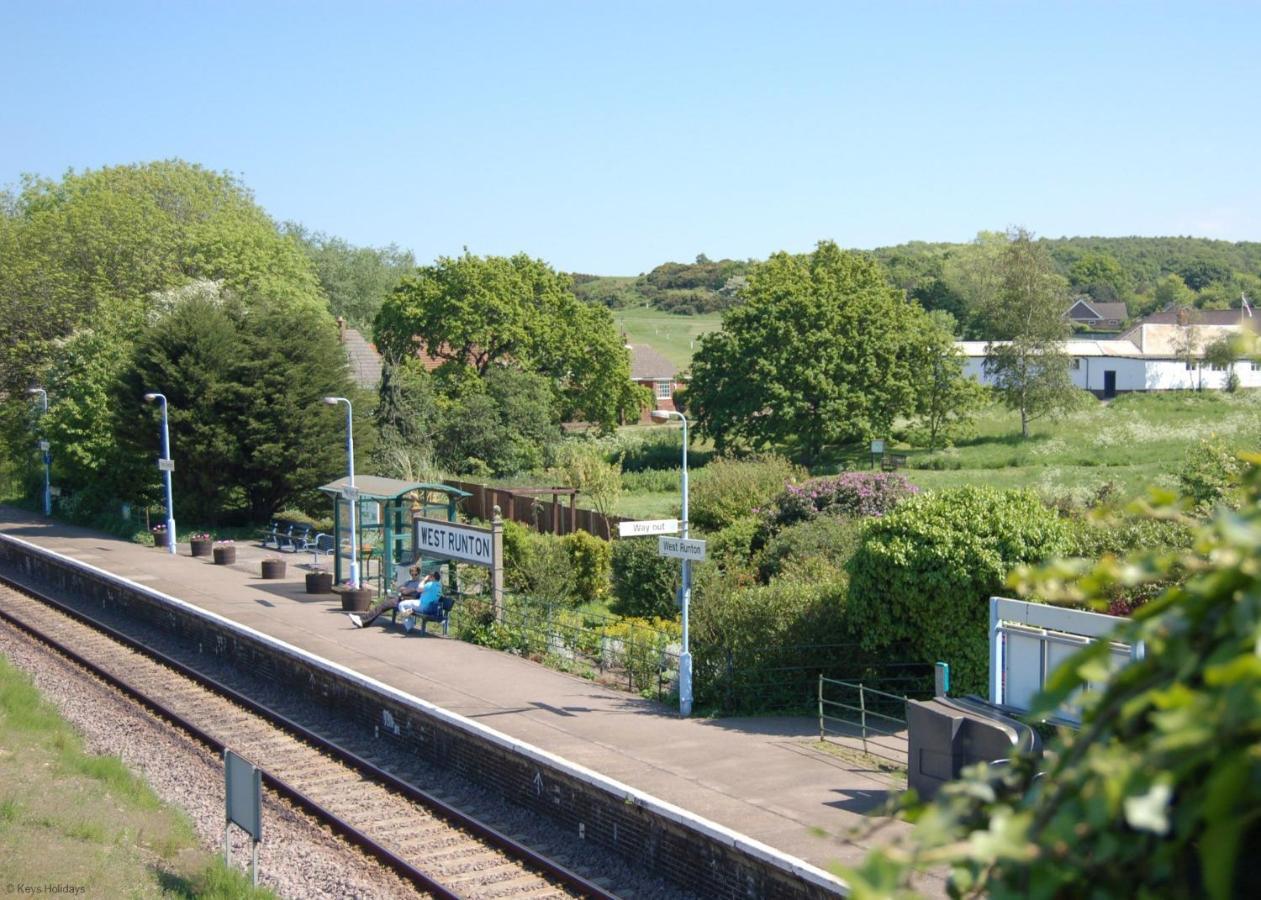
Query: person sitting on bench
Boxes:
[
  {"xmin": 401, "ymin": 570, "xmax": 444, "ymax": 633},
  {"xmin": 347, "ymin": 565, "xmax": 425, "ymax": 630}
]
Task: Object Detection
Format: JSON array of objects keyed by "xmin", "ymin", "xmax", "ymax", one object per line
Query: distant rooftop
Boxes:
[
  {"xmin": 627, "ymin": 343, "xmax": 677, "ymax": 381},
  {"xmin": 338, "ymin": 319, "xmax": 383, "ymax": 388}
]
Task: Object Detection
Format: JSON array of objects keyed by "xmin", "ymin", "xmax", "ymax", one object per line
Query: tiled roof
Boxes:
[
  {"xmin": 341, "ymin": 327, "xmax": 383, "ymax": 388},
  {"xmin": 628, "ymin": 344, "xmax": 676, "ymax": 381}
]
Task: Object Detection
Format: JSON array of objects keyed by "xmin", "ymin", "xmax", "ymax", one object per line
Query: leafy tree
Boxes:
[
  {"xmin": 908, "ymin": 311, "xmax": 987, "ymax": 449},
  {"xmin": 941, "ymin": 231, "xmax": 1009, "ymax": 338},
  {"xmin": 1152, "ymin": 272, "xmax": 1195, "ymax": 311},
  {"xmin": 1068, "ymin": 251, "xmax": 1129, "ymax": 304},
  {"xmin": 375, "ymin": 252, "xmax": 640, "ymax": 430},
  {"xmin": 373, "ymin": 353, "xmax": 439, "ymax": 479},
  {"xmin": 114, "ymin": 289, "xmax": 362, "ymax": 522},
  {"xmin": 982, "ymin": 229, "xmax": 1079, "ymax": 438},
  {"xmin": 686, "ymin": 241, "xmax": 940, "ymax": 461},
  {"xmin": 284, "ymin": 224, "xmax": 415, "ymax": 329},
  {"xmin": 435, "ymin": 365, "xmax": 559, "ymax": 476},
  {"xmin": 1176, "ymin": 257, "xmax": 1232, "ymax": 291},
  {"xmin": 548, "ymin": 445, "xmax": 622, "ymax": 539},
  {"xmin": 843, "ymin": 461, "xmax": 1261, "ymax": 900},
  {"xmin": 0, "ymin": 161, "xmax": 329, "ymax": 507}
]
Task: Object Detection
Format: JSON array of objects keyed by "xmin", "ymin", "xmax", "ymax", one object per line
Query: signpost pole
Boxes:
[{"xmin": 491, "ymin": 506, "xmax": 504, "ymax": 623}]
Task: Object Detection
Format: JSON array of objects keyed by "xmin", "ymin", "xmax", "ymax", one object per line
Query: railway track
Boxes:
[{"xmin": 0, "ymin": 576, "xmax": 620, "ymax": 900}]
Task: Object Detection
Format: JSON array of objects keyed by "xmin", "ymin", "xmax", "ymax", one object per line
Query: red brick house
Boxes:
[{"xmin": 627, "ymin": 343, "xmax": 679, "ymax": 424}]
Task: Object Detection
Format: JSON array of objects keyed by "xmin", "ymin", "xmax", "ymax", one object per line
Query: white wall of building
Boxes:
[{"xmin": 961, "ymin": 352, "xmax": 1261, "ymax": 393}]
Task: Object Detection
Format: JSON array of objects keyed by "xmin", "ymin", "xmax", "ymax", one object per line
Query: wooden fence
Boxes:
[{"xmin": 445, "ymin": 479, "xmax": 627, "ymax": 540}]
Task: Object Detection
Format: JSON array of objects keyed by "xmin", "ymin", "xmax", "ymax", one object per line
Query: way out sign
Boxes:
[
  {"xmin": 618, "ymin": 518, "xmax": 679, "ymax": 537},
  {"xmin": 658, "ymin": 536, "xmax": 707, "ymax": 561}
]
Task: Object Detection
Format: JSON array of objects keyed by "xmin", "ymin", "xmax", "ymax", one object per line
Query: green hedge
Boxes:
[
  {"xmin": 847, "ymin": 487, "xmax": 1069, "ymax": 695},
  {"xmin": 610, "ymin": 536, "xmax": 678, "ymax": 619}
]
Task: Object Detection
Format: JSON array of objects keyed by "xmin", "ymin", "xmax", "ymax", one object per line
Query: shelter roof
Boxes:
[{"xmin": 318, "ymin": 476, "xmax": 470, "ymax": 501}]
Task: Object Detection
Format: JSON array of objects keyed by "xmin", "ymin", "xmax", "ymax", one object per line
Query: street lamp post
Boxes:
[
  {"xmin": 323, "ymin": 397, "xmax": 359, "ymax": 589},
  {"xmin": 27, "ymin": 388, "xmax": 51, "ymax": 516},
  {"xmin": 651, "ymin": 408, "xmax": 693, "ymax": 716},
  {"xmin": 143, "ymin": 393, "xmax": 176, "ymax": 555}
]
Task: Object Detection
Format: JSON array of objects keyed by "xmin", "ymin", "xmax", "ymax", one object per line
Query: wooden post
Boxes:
[
  {"xmin": 569, "ymin": 492, "xmax": 577, "ymax": 536},
  {"xmin": 491, "ymin": 505, "xmax": 504, "ymax": 623}
]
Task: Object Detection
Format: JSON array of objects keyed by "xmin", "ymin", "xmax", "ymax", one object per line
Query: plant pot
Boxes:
[
  {"xmin": 261, "ymin": 559, "xmax": 286, "ymax": 579},
  {"xmin": 213, "ymin": 546, "xmax": 236, "ymax": 565},
  {"xmin": 305, "ymin": 571, "xmax": 334, "ymax": 594},
  {"xmin": 339, "ymin": 586, "xmax": 375, "ymax": 612},
  {"xmin": 151, "ymin": 530, "xmax": 167, "ymax": 547},
  {"xmin": 190, "ymin": 538, "xmax": 213, "ymax": 558}
]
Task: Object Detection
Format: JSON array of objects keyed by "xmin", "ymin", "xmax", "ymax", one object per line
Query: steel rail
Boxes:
[{"xmin": 0, "ymin": 572, "xmax": 616, "ymax": 900}]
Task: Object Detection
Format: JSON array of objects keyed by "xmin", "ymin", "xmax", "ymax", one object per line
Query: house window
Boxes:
[
  {"xmin": 1210, "ymin": 363, "xmax": 1227, "ymax": 372},
  {"xmin": 654, "ymin": 380, "xmax": 673, "ymax": 400},
  {"xmin": 1070, "ymin": 358, "xmax": 1081, "ymax": 370},
  {"xmin": 1252, "ymin": 361, "xmax": 1261, "ymax": 372},
  {"xmin": 1185, "ymin": 361, "xmax": 1197, "ymax": 371}
]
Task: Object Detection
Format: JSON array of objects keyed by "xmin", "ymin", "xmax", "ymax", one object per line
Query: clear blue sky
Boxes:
[{"xmin": 4, "ymin": 1, "xmax": 1258, "ymax": 274}]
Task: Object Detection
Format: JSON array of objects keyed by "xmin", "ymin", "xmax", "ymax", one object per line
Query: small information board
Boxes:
[
  {"xmin": 224, "ymin": 749, "xmax": 262, "ymax": 885},
  {"xmin": 618, "ymin": 518, "xmax": 679, "ymax": 538},
  {"xmin": 157, "ymin": 458, "xmax": 174, "ymax": 472},
  {"xmin": 38, "ymin": 440, "xmax": 49, "ymax": 452},
  {"xmin": 658, "ymin": 536, "xmax": 707, "ymax": 561}
]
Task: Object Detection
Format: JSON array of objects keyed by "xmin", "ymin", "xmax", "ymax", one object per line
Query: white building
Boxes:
[{"xmin": 958, "ymin": 317, "xmax": 1261, "ymax": 397}]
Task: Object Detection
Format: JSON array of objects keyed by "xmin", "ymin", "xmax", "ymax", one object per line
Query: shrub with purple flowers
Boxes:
[{"xmin": 769, "ymin": 471, "xmax": 919, "ymax": 527}]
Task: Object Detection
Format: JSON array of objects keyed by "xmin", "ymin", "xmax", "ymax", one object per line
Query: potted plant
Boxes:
[
  {"xmin": 150, "ymin": 524, "xmax": 168, "ymax": 547},
  {"xmin": 338, "ymin": 583, "xmax": 375, "ymax": 612},
  {"xmin": 189, "ymin": 532, "xmax": 213, "ymax": 557},
  {"xmin": 261, "ymin": 557, "xmax": 286, "ymax": 579},
  {"xmin": 212, "ymin": 540, "xmax": 236, "ymax": 565},
  {"xmin": 305, "ymin": 566, "xmax": 333, "ymax": 594}
]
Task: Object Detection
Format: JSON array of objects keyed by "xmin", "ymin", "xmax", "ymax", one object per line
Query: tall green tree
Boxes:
[
  {"xmin": 686, "ymin": 241, "xmax": 940, "ymax": 462},
  {"xmin": 114, "ymin": 289, "xmax": 363, "ymax": 523},
  {"xmin": 908, "ymin": 312, "xmax": 987, "ymax": 449},
  {"xmin": 284, "ymin": 225, "xmax": 415, "ymax": 329},
  {"xmin": 374, "ymin": 251, "xmax": 641, "ymax": 431},
  {"xmin": 982, "ymin": 229, "xmax": 1079, "ymax": 438}
]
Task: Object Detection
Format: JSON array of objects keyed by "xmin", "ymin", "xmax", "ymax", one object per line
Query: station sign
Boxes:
[
  {"xmin": 658, "ymin": 536, "xmax": 707, "ymax": 561},
  {"xmin": 341, "ymin": 485, "xmax": 359, "ymax": 501},
  {"xmin": 38, "ymin": 440, "xmax": 49, "ymax": 452},
  {"xmin": 416, "ymin": 517, "xmax": 494, "ymax": 566},
  {"xmin": 618, "ymin": 518, "xmax": 679, "ymax": 538},
  {"xmin": 157, "ymin": 458, "xmax": 174, "ymax": 472}
]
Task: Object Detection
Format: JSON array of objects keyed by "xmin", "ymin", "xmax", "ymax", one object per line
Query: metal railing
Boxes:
[{"xmin": 818, "ymin": 676, "xmax": 917, "ymax": 765}]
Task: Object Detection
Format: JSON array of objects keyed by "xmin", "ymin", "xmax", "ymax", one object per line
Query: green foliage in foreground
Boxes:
[
  {"xmin": 846, "ymin": 487, "xmax": 1069, "ymax": 695},
  {"xmin": 842, "ymin": 463, "xmax": 1261, "ymax": 899},
  {"xmin": 688, "ymin": 454, "xmax": 805, "ymax": 531},
  {"xmin": 0, "ymin": 654, "xmax": 274, "ymax": 898}
]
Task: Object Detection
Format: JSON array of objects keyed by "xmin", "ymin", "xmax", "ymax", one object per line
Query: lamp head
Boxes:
[
  {"xmin": 650, "ymin": 410, "xmax": 671, "ymax": 423},
  {"xmin": 143, "ymin": 393, "xmax": 159, "ymax": 403},
  {"xmin": 26, "ymin": 387, "xmax": 42, "ymax": 395},
  {"xmin": 322, "ymin": 396, "xmax": 338, "ymax": 406}
]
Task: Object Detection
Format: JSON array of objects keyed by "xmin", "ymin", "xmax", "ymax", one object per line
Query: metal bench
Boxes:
[
  {"xmin": 387, "ymin": 562, "xmax": 456, "ymax": 635},
  {"xmin": 259, "ymin": 520, "xmax": 293, "ymax": 550},
  {"xmin": 881, "ymin": 453, "xmax": 909, "ymax": 471}
]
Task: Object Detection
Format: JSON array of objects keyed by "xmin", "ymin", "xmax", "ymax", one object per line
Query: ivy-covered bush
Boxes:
[
  {"xmin": 847, "ymin": 487, "xmax": 1069, "ymax": 694},
  {"xmin": 690, "ymin": 572, "xmax": 852, "ymax": 712},
  {"xmin": 689, "ymin": 454, "xmax": 805, "ymax": 531},
  {"xmin": 610, "ymin": 536, "xmax": 678, "ymax": 619},
  {"xmin": 758, "ymin": 516, "xmax": 863, "ymax": 584},
  {"xmin": 768, "ymin": 471, "xmax": 919, "ymax": 528},
  {"xmin": 845, "ymin": 461, "xmax": 1261, "ymax": 899},
  {"xmin": 703, "ymin": 516, "xmax": 761, "ymax": 572},
  {"xmin": 1177, "ymin": 436, "xmax": 1246, "ymax": 509},
  {"xmin": 561, "ymin": 529, "xmax": 611, "ymax": 604}
]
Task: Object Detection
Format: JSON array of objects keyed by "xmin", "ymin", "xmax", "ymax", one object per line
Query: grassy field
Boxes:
[
  {"xmin": 612, "ymin": 306, "xmax": 723, "ymax": 370},
  {"xmin": 594, "ymin": 392, "xmax": 1261, "ymax": 520},
  {"xmin": 0, "ymin": 654, "xmax": 272, "ymax": 899},
  {"xmin": 895, "ymin": 391, "xmax": 1261, "ymax": 499}
]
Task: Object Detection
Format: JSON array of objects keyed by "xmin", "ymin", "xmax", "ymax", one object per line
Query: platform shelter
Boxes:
[{"xmin": 318, "ymin": 477, "xmax": 470, "ymax": 594}]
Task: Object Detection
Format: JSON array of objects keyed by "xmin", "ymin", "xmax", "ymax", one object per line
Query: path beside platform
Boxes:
[{"xmin": 0, "ymin": 507, "xmax": 922, "ymax": 882}]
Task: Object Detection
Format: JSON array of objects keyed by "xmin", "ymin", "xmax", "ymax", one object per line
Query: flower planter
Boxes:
[
  {"xmin": 261, "ymin": 559, "xmax": 286, "ymax": 580},
  {"xmin": 305, "ymin": 571, "xmax": 333, "ymax": 594},
  {"xmin": 338, "ymin": 586, "xmax": 375, "ymax": 612},
  {"xmin": 212, "ymin": 546, "xmax": 236, "ymax": 565},
  {"xmin": 151, "ymin": 530, "xmax": 168, "ymax": 548},
  {"xmin": 190, "ymin": 538, "xmax": 213, "ymax": 558}
]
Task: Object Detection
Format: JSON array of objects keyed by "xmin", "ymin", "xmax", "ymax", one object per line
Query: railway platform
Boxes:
[{"xmin": 0, "ymin": 507, "xmax": 920, "ymax": 885}]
